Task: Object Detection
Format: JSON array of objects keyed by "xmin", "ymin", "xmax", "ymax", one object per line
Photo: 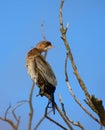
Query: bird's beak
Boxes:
[
  {"xmin": 47, "ymin": 45, "xmax": 54, "ymax": 49},
  {"xmin": 43, "ymin": 45, "xmax": 54, "ymax": 51}
]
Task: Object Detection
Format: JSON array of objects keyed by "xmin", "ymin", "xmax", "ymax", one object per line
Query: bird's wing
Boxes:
[{"xmin": 35, "ymin": 55, "xmax": 57, "ymax": 87}]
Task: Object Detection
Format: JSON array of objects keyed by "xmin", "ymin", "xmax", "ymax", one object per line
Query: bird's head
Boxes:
[{"xmin": 36, "ymin": 41, "xmax": 54, "ymax": 52}]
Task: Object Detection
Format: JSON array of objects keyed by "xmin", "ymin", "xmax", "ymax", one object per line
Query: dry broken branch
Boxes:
[
  {"xmin": 65, "ymin": 53, "xmax": 100, "ymax": 124},
  {"xmin": 0, "ymin": 103, "xmax": 23, "ymax": 130},
  {"xmin": 85, "ymin": 95, "xmax": 105, "ymax": 126},
  {"xmin": 59, "ymin": 94, "xmax": 85, "ymax": 130},
  {"xmin": 59, "ymin": 0, "xmax": 105, "ymax": 126},
  {"xmin": 55, "ymin": 103, "xmax": 74, "ymax": 130}
]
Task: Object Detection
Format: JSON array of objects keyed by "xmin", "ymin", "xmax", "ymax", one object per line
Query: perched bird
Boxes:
[{"xmin": 26, "ymin": 41, "xmax": 57, "ymax": 113}]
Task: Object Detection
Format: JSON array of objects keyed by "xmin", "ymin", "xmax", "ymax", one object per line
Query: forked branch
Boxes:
[
  {"xmin": 0, "ymin": 102, "xmax": 25, "ymax": 130},
  {"xmin": 64, "ymin": 53, "xmax": 100, "ymax": 124},
  {"xmin": 59, "ymin": 94, "xmax": 85, "ymax": 130},
  {"xmin": 59, "ymin": 0, "xmax": 105, "ymax": 126}
]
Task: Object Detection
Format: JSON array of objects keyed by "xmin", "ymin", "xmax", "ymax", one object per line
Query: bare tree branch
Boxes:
[
  {"xmin": 59, "ymin": 0, "xmax": 90, "ymax": 101},
  {"xmin": 55, "ymin": 103, "xmax": 74, "ymax": 130},
  {"xmin": 35, "ymin": 109, "xmax": 67, "ymax": 130},
  {"xmin": 59, "ymin": 94, "xmax": 85, "ymax": 130},
  {"xmin": 12, "ymin": 106, "xmax": 20, "ymax": 127},
  {"xmin": 12, "ymin": 101, "xmax": 28, "ymax": 127},
  {"xmin": 0, "ymin": 117, "xmax": 17, "ymax": 130},
  {"xmin": 65, "ymin": 53, "xmax": 101, "ymax": 125},
  {"xmin": 17, "ymin": 100, "xmax": 29, "ymax": 104},
  {"xmin": 59, "ymin": 0, "xmax": 105, "ymax": 126},
  {"xmin": 0, "ymin": 102, "xmax": 26, "ymax": 130},
  {"xmin": 4, "ymin": 104, "xmax": 11, "ymax": 119},
  {"xmin": 34, "ymin": 110, "xmax": 52, "ymax": 130},
  {"xmin": 0, "ymin": 83, "xmax": 34, "ymax": 130},
  {"xmin": 46, "ymin": 115, "xmax": 68, "ymax": 130},
  {"xmin": 0, "ymin": 104, "xmax": 17, "ymax": 130},
  {"xmin": 41, "ymin": 21, "xmax": 47, "ymax": 41},
  {"xmin": 28, "ymin": 81, "xmax": 35, "ymax": 130}
]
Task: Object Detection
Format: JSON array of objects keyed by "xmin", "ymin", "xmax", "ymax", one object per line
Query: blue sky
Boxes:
[{"xmin": 0, "ymin": 0, "xmax": 105, "ymax": 130}]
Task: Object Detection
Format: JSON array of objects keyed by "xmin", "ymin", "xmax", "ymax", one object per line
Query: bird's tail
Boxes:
[
  {"xmin": 51, "ymin": 93, "xmax": 55, "ymax": 114},
  {"xmin": 42, "ymin": 84, "xmax": 56, "ymax": 114}
]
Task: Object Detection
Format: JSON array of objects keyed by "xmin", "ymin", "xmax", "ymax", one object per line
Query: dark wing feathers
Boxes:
[{"xmin": 35, "ymin": 55, "xmax": 57, "ymax": 87}]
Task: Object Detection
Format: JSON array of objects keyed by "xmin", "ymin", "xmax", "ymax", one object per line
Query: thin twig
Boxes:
[
  {"xmin": 59, "ymin": 94, "xmax": 85, "ymax": 130},
  {"xmin": 4, "ymin": 104, "xmax": 11, "ymax": 119},
  {"xmin": 12, "ymin": 105, "xmax": 20, "ymax": 127},
  {"xmin": 28, "ymin": 81, "xmax": 35, "ymax": 130},
  {"xmin": 41, "ymin": 21, "xmax": 47, "ymax": 41},
  {"xmin": 40, "ymin": 22, "xmax": 48, "ymax": 59},
  {"xmin": 0, "ymin": 104, "xmax": 19, "ymax": 130},
  {"xmin": 17, "ymin": 100, "xmax": 29, "ymax": 104},
  {"xmin": 59, "ymin": 0, "xmax": 64, "ymax": 31},
  {"xmin": 65, "ymin": 53, "xmax": 100, "ymax": 124},
  {"xmin": 34, "ymin": 110, "xmax": 52, "ymax": 130},
  {"xmin": 13, "ymin": 101, "xmax": 28, "ymax": 115},
  {"xmin": 35, "ymin": 90, "xmax": 69, "ymax": 130},
  {"xmin": 46, "ymin": 115, "xmax": 68, "ymax": 130},
  {"xmin": 12, "ymin": 101, "xmax": 28, "ymax": 127},
  {"xmin": 55, "ymin": 103, "xmax": 74, "ymax": 130},
  {"xmin": 0, "ymin": 117, "xmax": 17, "ymax": 130},
  {"xmin": 34, "ymin": 109, "xmax": 67, "ymax": 130}
]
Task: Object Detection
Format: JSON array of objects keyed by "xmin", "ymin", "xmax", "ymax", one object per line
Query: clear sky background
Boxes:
[{"xmin": 0, "ymin": 0, "xmax": 105, "ymax": 130}]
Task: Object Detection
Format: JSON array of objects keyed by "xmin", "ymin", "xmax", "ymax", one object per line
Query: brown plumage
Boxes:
[{"xmin": 26, "ymin": 41, "xmax": 57, "ymax": 113}]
